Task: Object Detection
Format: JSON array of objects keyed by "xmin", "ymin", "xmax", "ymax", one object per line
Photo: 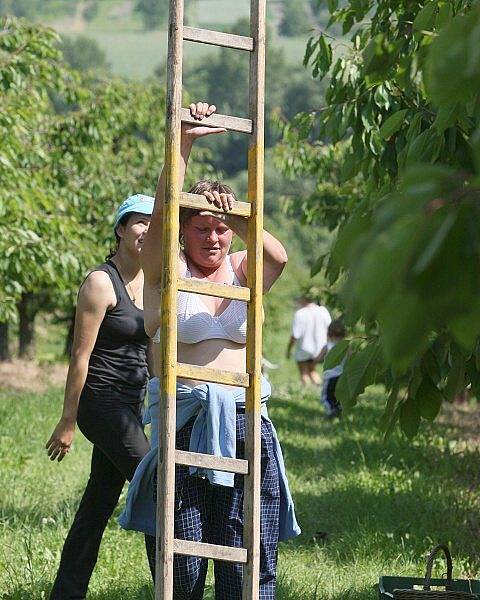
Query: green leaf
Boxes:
[
  {"xmin": 413, "ymin": 212, "xmax": 457, "ymax": 274},
  {"xmin": 399, "ymin": 397, "xmax": 421, "ymax": 439},
  {"xmin": 336, "ymin": 342, "xmax": 381, "ymax": 410},
  {"xmin": 417, "ymin": 377, "xmax": 443, "ymax": 421},
  {"xmin": 379, "ymin": 109, "xmax": 408, "ymax": 140},
  {"xmin": 449, "ymin": 305, "xmax": 480, "ymax": 351},
  {"xmin": 380, "ymin": 382, "xmax": 400, "ymax": 431},
  {"xmin": 443, "ymin": 352, "xmax": 466, "ymax": 402},
  {"xmin": 317, "ymin": 36, "xmax": 333, "ymax": 76},
  {"xmin": 405, "ymin": 128, "xmax": 442, "ymax": 166},
  {"xmin": 310, "ymin": 253, "xmax": 328, "ymax": 277},
  {"xmin": 383, "ymin": 404, "xmax": 401, "ymax": 442},
  {"xmin": 378, "ymin": 292, "xmax": 432, "ymax": 369},
  {"xmin": 436, "ymin": 2, "xmax": 452, "ymax": 28},
  {"xmin": 421, "ymin": 348, "xmax": 442, "ymax": 385},
  {"xmin": 466, "ymin": 355, "xmax": 480, "ymax": 398},
  {"xmin": 413, "ymin": 2, "xmax": 437, "ymax": 32},
  {"xmin": 330, "ymin": 212, "xmax": 371, "ymax": 271},
  {"xmin": 327, "ymin": 0, "xmax": 338, "ymax": 13},
  {"xmin": 324, "ymin": 339, "xmax": 350, "ymax": 370},
  {"xmin": 303, "ymin": 36, "xmax": 319, "ymax": 67},
  {"xmin": 433, "ymin": 104, "xmax": 458, "ymax": 133},
  {"xmin": 339, "ymin": 151, "xmax": 359, "ymax": 182},
  {"xmin": 425, "ymin": 5, "xmax": 480, "ymax": 105}
]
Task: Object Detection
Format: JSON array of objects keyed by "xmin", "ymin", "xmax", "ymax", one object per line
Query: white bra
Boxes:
[{"xmin": 153, "ymin": 255, "xmax": 247, "ymax": 345}]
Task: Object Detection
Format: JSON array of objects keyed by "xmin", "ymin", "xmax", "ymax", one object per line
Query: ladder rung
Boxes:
[
  {"xmin": 177, "ymin": 363, "xmax": 249, "ymax": 388},
  {"xmin": 180, "ymin": 191, "xmax": 252, "ymax": 217},
  {"xmin": 183, "ymin": 26, "xmax": 254, "ymax": 52},
  {"xmin": 173, "ymin": 539, "xmax": 248, "ymax": 563},
  {"xmin": 175, "ymin": 450, "xmax": 249, "ymax": 475},
  {"xmin": 180, "ymin": 108, "xmax": 253, "ymax": 135},
  {"xmin": 178, "ymin": 277, "xmax": 250, "ymax": 302}
]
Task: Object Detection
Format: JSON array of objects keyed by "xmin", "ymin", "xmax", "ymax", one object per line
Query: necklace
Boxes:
[
  {"xmin": 111, "ymin": 260, "xmax": 139, "ymax": 303},
  {"xmin": 126, "ymin": 280, "xmax": 136, "ymax": 303}
]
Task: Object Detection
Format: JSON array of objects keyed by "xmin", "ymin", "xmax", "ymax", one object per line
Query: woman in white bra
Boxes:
[{"xmin": 119, "ymin": 102, "xmax": 300, "ymax": 599}]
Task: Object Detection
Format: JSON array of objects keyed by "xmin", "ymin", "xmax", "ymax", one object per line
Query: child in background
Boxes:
[{"xmin": 317, "ymin": 319, "xmax": 346, "ymax": 418}]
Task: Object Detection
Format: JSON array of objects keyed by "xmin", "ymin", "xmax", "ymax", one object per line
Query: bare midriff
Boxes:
[{"xmin": 152, "ymin": 338, "xmax": 246, "ymax": 389}]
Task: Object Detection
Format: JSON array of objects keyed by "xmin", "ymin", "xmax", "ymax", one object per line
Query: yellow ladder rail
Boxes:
[{"xmin": 156, "ymin": 1, "xmax": 266, "ymax": 598}]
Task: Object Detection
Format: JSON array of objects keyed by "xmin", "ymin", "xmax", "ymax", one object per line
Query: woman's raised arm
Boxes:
[{"xmin": 140, "ymin": 103, "xmax": 226, "ymax": 286}]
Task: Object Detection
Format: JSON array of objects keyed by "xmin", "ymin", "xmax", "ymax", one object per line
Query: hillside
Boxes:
[{"xmin": 32, "ymin": 0, "xmax": 323, "ymax": 79}]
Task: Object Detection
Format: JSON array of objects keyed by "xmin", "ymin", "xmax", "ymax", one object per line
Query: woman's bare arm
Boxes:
[
  {"xmin": 45, "ymin": 272, "xmax": 114, "ymax": 462},
  {"xmin": 141, "ymin": 103, "xmax": 226, "ymax": 288}
]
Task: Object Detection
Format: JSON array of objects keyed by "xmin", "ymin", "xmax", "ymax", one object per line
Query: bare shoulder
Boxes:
[
  {"xmin": 229, "ymin": 251, "xmax": 247, "ymax": 285},
  {"xmin": 79, "ymin": 271, "xmax": 116, "ymax": 311},
  {"xmin": 178, "ymin": 251, "xmax": 188, "ymax": 277}
]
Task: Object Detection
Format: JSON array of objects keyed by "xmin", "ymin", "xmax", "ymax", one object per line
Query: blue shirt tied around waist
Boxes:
[{"xmin": 119, "ymin": 376, "xmax": 301, "ymax": 542}]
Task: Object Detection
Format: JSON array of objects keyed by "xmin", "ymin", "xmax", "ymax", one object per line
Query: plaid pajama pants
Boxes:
[{"xmin": 166, "ymin": 412, "xmax": 280, "ymax": 600}]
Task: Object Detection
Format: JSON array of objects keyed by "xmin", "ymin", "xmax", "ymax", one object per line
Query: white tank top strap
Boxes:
[{"xmin": 227, "ymin": 254, "xmax": 242, "ymax": 286}]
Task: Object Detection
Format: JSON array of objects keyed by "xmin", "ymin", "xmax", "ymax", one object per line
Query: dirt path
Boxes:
[{"xmin": 0, "ymin": 360, "xmax": 67, "ymax": 393}]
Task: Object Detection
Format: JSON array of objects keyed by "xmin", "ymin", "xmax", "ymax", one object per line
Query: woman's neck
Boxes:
[
  {"xmin": 111, "ymin": 246, "xmax": 142, "ymax": 281},
  {"xmin": 186, "ymin": 254, "xmax": 229, "ymax": 280}
]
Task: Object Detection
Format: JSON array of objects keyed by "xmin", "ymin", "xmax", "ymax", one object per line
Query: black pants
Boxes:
[{"xmin": 50, "ymin": 389, "xmax": 154, "ymax": 600}]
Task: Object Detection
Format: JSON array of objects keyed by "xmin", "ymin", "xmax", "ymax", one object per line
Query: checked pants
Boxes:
[{"xmin": 153, "ymin": 412, "xmax": 280, "ymax": 600}]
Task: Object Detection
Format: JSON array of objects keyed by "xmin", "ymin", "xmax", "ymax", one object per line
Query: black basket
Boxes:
[{"xmin": 378, "ymin": 545, "xmax": 479, "ymax": 600}]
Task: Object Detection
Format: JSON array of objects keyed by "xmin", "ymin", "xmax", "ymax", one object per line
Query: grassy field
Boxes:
[{"xmin": 1, "ymin": 371, "xmax": 479, "ymax": 598}]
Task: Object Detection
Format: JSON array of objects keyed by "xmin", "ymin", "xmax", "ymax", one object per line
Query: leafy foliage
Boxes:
[
  {"xmin": 275, "ymin": 0, "xmax": 480, "ymax": 436},
  {"xmin": 0, "ymin": 16, "xmax": 206, "ymax": 336}
]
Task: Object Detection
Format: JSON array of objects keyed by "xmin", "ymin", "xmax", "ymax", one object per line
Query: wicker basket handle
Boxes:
[{"xmin": 423, "ymin": 544, "xmax": 453, "ymax": 591}]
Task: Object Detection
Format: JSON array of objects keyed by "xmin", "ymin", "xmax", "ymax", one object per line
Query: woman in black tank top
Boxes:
[{"xmin": 45, "ymin": 195, "xmax": 155, "ymax": 599}]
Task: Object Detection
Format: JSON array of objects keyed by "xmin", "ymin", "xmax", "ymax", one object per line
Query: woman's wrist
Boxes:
[{"xmin": 60, "ymin": 413, "xmax": 77, "ymax": 427}]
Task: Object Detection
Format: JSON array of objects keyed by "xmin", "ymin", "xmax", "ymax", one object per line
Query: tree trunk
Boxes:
[
  {"xmin": 18, "ymin": 293, "xmax": 37, "ymax": 360},
  {"xmin": 0, "ymin": 322, "xmax": 10, "ymax": 361}
]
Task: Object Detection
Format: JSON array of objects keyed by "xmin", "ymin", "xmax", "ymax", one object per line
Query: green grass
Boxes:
[{"xmin": 1, "ymin": 380, "xmax": 479, "ymax": 598}]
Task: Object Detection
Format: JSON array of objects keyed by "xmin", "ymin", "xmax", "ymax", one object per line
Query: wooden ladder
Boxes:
[{"xmin": 155, "ymin": 0, "xmax": 266, "ymax": 598}]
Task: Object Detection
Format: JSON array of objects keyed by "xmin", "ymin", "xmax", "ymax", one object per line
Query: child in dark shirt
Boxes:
[{"xmin": 317, "ymin": 320, "xmax": 346, "ymax": 418}]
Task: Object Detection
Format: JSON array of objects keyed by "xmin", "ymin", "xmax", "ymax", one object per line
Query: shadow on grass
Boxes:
[
  {"xmin": 276, "ymin": 572, "xmax": 377, "ymax": 599},
  {"xmin": 291, "ymin": 481, "xmax": 478, "ymax": 555},
  {"xmin": 272, "ymin": 393, "xmax": 477, "ymax": 479}
]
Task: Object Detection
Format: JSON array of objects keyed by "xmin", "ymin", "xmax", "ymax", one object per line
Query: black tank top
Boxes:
[{"xmin": 83, "ymin": 260, "xmax": 149, "ymax": 401}]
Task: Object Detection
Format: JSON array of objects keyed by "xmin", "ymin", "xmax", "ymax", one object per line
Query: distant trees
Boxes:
[
  {"xmin": 135, "ymin": 0, "xmax": 194, "ymax": 29},
  {"xmin": 60, "ymin": 35, "xmax": 109, "ymax": 72},
  {"xmin": 0, "ymin": 0, "xmax": 40, "ymax": 18},
  {"xmin": 0, "ymin": 16, "xmax": 206, "ymax": 360},
  {"xmin": 276, "ymin": 0, "xmax": 480, "ymax": 436},
  {"xmin": 279, "ymin": 0, "xmax": 313, "ymax": 37},
  {"xmin": 135, "ymin": 0, "xmax": 168, "ymax": 30}
]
